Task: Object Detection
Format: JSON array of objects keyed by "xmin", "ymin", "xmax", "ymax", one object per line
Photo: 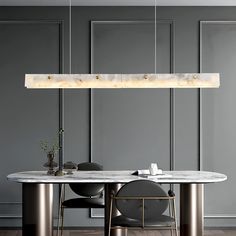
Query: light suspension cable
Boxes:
[
  {"xmin": 69, "ymin": 0, "xmax": 72, "ymax": 74},
  {"xmin": 155, "ymin": 0, "xmax": 157, "ymax": 74}
]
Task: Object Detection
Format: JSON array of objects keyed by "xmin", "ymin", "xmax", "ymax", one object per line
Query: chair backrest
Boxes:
[
  {"xmin": 115, "ymin": 180, "xmax": 169, "ymax": 220},
  {"xmin": 69, "ymin": 162, "xmax": 104, "ymax": 197}
]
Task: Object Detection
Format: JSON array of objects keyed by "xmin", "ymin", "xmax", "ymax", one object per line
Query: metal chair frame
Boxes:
[
  {"xmin": 57, "ymin": 162, "xmax": 104, "ymax": 236},
  {"xmin": 57, "ymin": 183, "xmax": 104, "ymax": 236},
  {"xmin": 108, "ymin": 194, "xmax": 178, "ymax": 236}
]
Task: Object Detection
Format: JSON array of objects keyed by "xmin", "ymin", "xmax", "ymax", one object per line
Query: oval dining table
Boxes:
[{"xmin": 7, "ymin": 170, "xmax": 227, "ymax": 236}]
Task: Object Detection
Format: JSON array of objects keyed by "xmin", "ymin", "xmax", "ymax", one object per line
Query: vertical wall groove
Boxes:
[
  {"xmin": 170, "ymin": 21, "xmax": 175, "ymax": 172},
  {"xmin": 59, "ymin": 20, "xmax": 65, "ymax": 171}
]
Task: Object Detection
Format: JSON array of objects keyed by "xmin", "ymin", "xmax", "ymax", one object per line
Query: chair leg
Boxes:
[
  {"xmin": 57, "ymin": 184, "xmax": 62, "ymax": 236},
  {"xmin": 108, "ymin": 197, "xmax": 113, "ymax": 236},
  {"xmin": 60, "ymin": 207, "xmax": 65, "ymax": 236},
  {"xmin": 169, "ymin": 199, "xmax": 173, "ymax": 217},
  {"xmin": 57, "ymin": 208, "xmax": 61, "ymax": 236},
  {"xmin": 175, "ymin": 225, "xmax": 179, "ymax": 236},
  {"xmin": 169, "ymin": 199, "xmax": 173, "ymax": 236},
  {"xmin": 173, "ymin": 199, "xmax": 178, "ymax": 236},
  {"xmin": 57, "ymin": 184, "xmax": 65, "ymax": 236}
]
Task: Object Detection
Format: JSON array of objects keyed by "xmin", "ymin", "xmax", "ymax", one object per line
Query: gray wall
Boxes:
[{"xmin": 0, "ymin": 6, "xmax": 235, "ymax": 227}]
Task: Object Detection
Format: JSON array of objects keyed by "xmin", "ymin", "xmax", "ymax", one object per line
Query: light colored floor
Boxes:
[{"xmin": 0, "ymin": 230, "xmax": 236, "ymax": 236}]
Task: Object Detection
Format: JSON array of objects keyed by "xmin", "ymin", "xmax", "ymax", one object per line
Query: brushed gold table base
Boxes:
[{"xmin": 22, "ymin": 183, "xmax": 204, "ymax": 236}]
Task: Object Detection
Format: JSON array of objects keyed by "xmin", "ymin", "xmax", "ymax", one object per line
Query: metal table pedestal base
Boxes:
[
  {"xmin": 180, "ymin": 184, "xmax": 204, "ymax": 236},
  {"xmin": 23, "ymin": 183, "xmax": 53, "ymax": 236}
]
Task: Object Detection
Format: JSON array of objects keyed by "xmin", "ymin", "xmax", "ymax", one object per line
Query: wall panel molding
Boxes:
[
  {"xmin": 0, "ymin": 202, "xmax": 22, "ymax": 219},
  {"xmin": 199, "ymin": 20, "xmax": 236, "ymax": 220},
  {"xmin": 0, "ymin": 19, "xmax": 64, "ymax": 219},
  {"xmin": 90, "ymin": 20, "xmax": 175, "ymax": 218},
  {"xmin": 205, "ymin": 215, "xmax": 236, "ymax": 219}
]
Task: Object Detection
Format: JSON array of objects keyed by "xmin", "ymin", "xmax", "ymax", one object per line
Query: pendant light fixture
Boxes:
[
  {"xmin": 25, "ymin": 73, "xmax": 219, "ymax": 88},
  {"xmin": 24, "ymin": 0, "xmax": 220, "ymax": 89}
]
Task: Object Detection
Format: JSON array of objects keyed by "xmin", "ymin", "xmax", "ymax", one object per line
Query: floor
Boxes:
[{"xmin": 0, "ymin": 230, "xmax": 236, "ymax": 236}]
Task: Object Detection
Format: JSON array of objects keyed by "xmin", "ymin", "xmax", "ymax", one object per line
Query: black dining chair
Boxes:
[
  {"xmin": 57, "ymin": 162, "xmax": 105, "ymax": 236},
  {"xmin": 108, "ymin": 180, "xmax": 178, "ymax": 236}
]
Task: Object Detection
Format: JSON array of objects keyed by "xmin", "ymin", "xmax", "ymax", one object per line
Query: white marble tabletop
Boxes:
[{"xmin": 7, "ymin": 170, "xmax": 227, "ymax": 184}]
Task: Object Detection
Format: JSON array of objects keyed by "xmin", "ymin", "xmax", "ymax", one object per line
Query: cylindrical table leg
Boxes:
[
  {"xmin": 180, "ymin": 184, "xmax": 204, "ymax": 236},
  {"xmin": 23, "ymin": 183, "xmax": 53, "ymax": 236},
  {"xmin": 105, "ymin": 183, "xmax": 124, "ymax": 236}
]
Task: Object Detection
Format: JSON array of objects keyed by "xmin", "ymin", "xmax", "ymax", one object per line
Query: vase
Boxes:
[{"xmin": 43, "ymin": 153, "xmax": 58, "ymax": 175}]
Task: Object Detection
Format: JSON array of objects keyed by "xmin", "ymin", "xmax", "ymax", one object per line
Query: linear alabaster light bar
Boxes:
[{"xmin": 25, "ymin": 73, "xmax": 220, "ymax": 88}]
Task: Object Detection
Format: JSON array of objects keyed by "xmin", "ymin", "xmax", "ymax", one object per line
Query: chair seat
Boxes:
[
  {"xmin": 111, "ymin": 215, "xmax": 175, "ymax": 228},
  {"xmin": 62, "ymin": 197, "xmax": 105, "ymax": 208}
]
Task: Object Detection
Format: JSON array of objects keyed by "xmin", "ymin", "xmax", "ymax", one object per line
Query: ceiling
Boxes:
[{"xmin": 1, "ymin": 0, "xmax": 236, "ymax": 6}]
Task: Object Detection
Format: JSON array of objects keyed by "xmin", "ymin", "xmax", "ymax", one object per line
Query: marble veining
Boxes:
[{"xmin": 7, "ymin": 170, "xmax": 227, "ymax": 184}]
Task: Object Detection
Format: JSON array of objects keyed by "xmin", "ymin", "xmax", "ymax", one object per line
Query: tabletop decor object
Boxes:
[
  {"xmin": 149, "ymin": 162, "xmax": 160, "ymax": 175},
  {"xmin": 43, "ymin": 153, "xmax": 58, "ymax": 175},
  {"xmin": 63, "ymin": 161, "xmax": 77, "ymax": 174},
  {"xmin": 40, "ymin": 129, "xmax": 64, "ymax": 175}
]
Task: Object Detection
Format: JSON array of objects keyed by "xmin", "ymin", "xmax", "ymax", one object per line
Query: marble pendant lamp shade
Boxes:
[{"xmin": 25, "ymin": 73, "xmax": 220, "ymax": 89}]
